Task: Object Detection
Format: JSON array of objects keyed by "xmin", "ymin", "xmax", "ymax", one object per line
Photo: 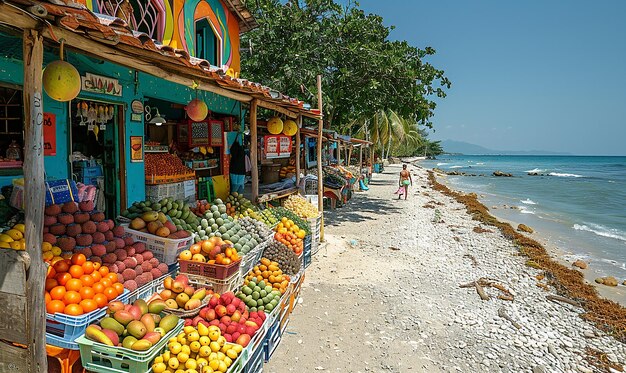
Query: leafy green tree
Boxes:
[{"xmin": 241, "ymin": 0, "xmax": 450, "ymax": 130}]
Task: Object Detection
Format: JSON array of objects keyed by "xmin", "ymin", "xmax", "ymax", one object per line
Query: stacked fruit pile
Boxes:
[
  {"xmin": 283, "ymin": 194, "xmax": 318, "ymax": 218},
  {"xmin": 100, "ymin": 241, "xmax": 170, "ymax": 291},
  {"xmin": 180, "ymin": 237, "xmax": 240, "ymax": 265},
  {"xmin": 274, "ymin": 217, "xmax": 305, "ymax": 255},
  {"xmin": 127, "ymin": 210, "xmax": 191, "ymax": 240},
  {"xmin": 198, "ymin": 292, "xmax": 266, "ymax": 345},
  {"xmin": 84, "ymin": 298, "xmax": 180, "ymax": 351},
  {"xmin": 262, "ymin": 239, "xmax": 301, "ymax": 275},
  {"xmin": 279, "ymin": 165, "xmax": 296, "ymax": 179},
  {"xmin": 151, "ymin": 323, "xmax": 242, "ymax": 373},
  {"xmin": 45, "ymin": 253, "xmax": 125, "ymax": 316},
  {"xmin": 42, "ymin": 201, "xmax": 120, "ymax": 255},
  {"xmin": 257, "ymin": 208, "xmax": 278, "ymax": 226},
  {"xmin": 269, "ymin": 207, "xmax": 311, "ymax": 235},
  {"xmin": 0, "ymin": 223, "xmax": 25, "ymax": 250},
  {"xmin": 245, "ymin": 258, "xmax": 291, "ymax": 295},
  {"xmin": 194, "ymin": 200, "xmax": 246, "ymax": 244},
  {"xmin": 154, "ymin": 274, "xmax": 210, "ymax": 311},
  {"xmin": 145, "ymin": 153, "xmax": 194, "ymax": 182},
  {"xmin": 237, "ymin": 279, "xmax": 282, "ymax": 313},
  {"xmin": 236, "ymin": 217, "xmax": 273, "ymax": 256},
  {"xmin": 122, "ymin": 198, "xmax": 199, "ymax": 234},
  {"xmin": 225, "ymin": 193, "xmax": 257, "ymax": 217}
]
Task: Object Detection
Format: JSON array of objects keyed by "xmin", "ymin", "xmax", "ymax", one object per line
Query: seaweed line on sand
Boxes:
[{"xmin": 427, "ymin": 170, "xmax": 626, "ymax": 343}]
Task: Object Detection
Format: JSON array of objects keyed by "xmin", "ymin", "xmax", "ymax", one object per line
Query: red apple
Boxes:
[
  {"xmin": 232, "ymin": 332, "xmax": 240, "ymax": 341},
  {"xmin": 215, "ymin": 305, "xmax": 227, "ymax": 318},
  {"xmin": 205, "ymin": 309, "xmax": 216, "ymax": 321},
  {"xmin": 226, "ymin": 324, "xmax": 238, "ymax": 335},
  {"xmin": 226, "ymin": 304, "xmax": 236, "ymax": 314},
  {"xmin": 209, "ymin": 319, "xmax": 220, "ymax": 326},
  {"xmin": 199, "ymin": 307, "xmax": 209, "ymax": 320},
  {"xmin": 245, "ymin": 326, "xmax": 257, "ymax": 336},
  {"xmin": 219, "ymin": 323, "xmax": 227, "ymax": 334},
  {"xmin": 237, "ymin": 324, "xmax": 246, "ymax": 334},
  {"xmin": 209, "ymin": 296, "xmax": 219, "ymax": 308},
  {"xmin": 184, "ymin": 319, "xmax": 193, "ymax": 327},
  {"xmin": 192, "ymin": 316, "xmax": 203, "ymax": 326},
  {"xmin": 224, "ymin": 333, "xmax": 233, "ymax": 343},
  {"xmin": 220, "ymin": 316, "xmax": 231, "ymax": 324}
]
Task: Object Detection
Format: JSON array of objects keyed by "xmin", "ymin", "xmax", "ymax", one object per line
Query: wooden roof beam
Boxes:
[{"xmin": 257, "ymin": 100, "xmax": 298, "ymax": 118}]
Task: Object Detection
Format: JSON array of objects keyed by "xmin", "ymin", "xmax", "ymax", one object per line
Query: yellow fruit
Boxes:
[
  {"xmin": 196, "ymin": 357, "xmax": 208, "ymax": 366},
  {"xmin": 197, "ymin": 322, "xmax": 209, "ymax": 337},
  {"xmin": 184, "ymin": 326, "xmax": 196, "ymax": 334},
  {"xmin": 231, "ymin": 344, "xmax": 242, "ymax": 354},
  {"xmin": 170, "ymin": 343, "xmax": 182, "ymax": 355},
  {"xmin": 42, "ymin": 242, "xmax": 52, "ymax": 252},
  {"xmin": 152, "ymin": 362, "xmax": 167, "ymax": 373},
  {"xmin": 52, "ymin": 246, "xmax": 62, "ymax": 256},
  {"xmin": 223, "ymin": 356, "xmax": 232, "ymax": 367},
  {"xmin": 185, "ymin": 359, "xmax": 197, "ymax": 370},
  {"xmin": 198, "ymin": 345, "xmax": 211, "ymax": 357},
  {"xmin": 226, "ymin": 349, "xmax": 238, "ymax": 359},
  {"xmin": 20, "ymin": 240, "xmax": 25, "ymax": 250},
  {"xmin": 154, "ymin": 356, "xmax": 164, "ymax": 364},
  {"xmin": 181, "ymin": 345, "xmax": 191, "ymax": 356},
  {"xmin": 6, "ymin": 229, "xmax": 23, "ymax": 240},
  {"xmin": 216, "ymin": 336, "xmax": 225, "ymax": 348},
  {"xmin": 0, "ymin": 242, "xmax": 11, "ymax": 249},
  {"xmin": 187, "ymin": 331, "xmax": 199, "ymax": 342},
  {"xmin": 0, "ymin": 234, "xmax": 14, "ymax": 243},
  {"xmin": 217, "ymin": 360, "xmax": 227, "ymax": 373},
  {"xmin": 189, "ymin": 341, "xmax": 201, "ymax": 353},
  {"xmin": 199, "ymin": 336, "xmax": 210, "ymax": 346},
  {"xmin": 162, "ymin": 351, "xmax": 171, "ymax": 362},
  {"xmin": 208, "ymin": 329, "xmax": 220, "ymax": 342},
  {"xmin": 42, "ymin": 251, "xmax": 54, "ymax": 261},
  {"xmin": 208, "ymin": 352, "xmax": 218, "ymax": 361},
  {"xmin": 168, "ymin": 357, "xmax": 180, "ymax": 369},
  {"xmin": 10, "ymin": 241, "xmax": 22, "ymax": 250},
  {"xmin": 208, "ymin": 360, "xmax": 220, "ymax": 371},
  {"xmin": 13, "ymin": 224, "xmax": 25, "ymax": 233},
  {"xmin": 209, "ymin": 341, "xmax": 220, "ymax": 353},
  {"xmin": 202, "ymin": 366, "xmax": 214, "ymax": 373},
  {"xmin": 177, "ymin": 353, "xmax": 189, "ymax": 363}
]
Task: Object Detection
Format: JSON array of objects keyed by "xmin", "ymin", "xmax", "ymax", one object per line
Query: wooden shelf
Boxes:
[{"xmin": 193, "ymin": 165, "xmax": 219, "ymax": 171}]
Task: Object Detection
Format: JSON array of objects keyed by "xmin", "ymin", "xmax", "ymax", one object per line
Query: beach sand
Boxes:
[{"xmin": 265, "ymin": 163, "xmax": 626, "ymax": 373}]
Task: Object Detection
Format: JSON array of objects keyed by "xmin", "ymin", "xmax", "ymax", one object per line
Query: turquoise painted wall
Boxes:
[{"xmin": 0, "ymin": 36, "xmax": 240, "ymax": 208}]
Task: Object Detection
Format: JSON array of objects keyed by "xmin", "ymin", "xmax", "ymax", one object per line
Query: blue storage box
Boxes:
[
  {"xmin": 262, "ymin": 317, "xmax": 281, "ymax": 363},
  {"xmin": 45, "ymin": 179, "xmax": 79, "ymax": 206}
]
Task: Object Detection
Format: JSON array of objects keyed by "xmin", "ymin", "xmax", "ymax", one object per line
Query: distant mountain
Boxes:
[{"xmin": 441, "ymin": 140, "xmax": 570, "ymax": 155}]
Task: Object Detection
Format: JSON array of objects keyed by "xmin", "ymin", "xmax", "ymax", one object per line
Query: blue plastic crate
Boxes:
[
  {"xmin": 303, "ymin": 235, "xmax": 312, "ymax": 269},
  {"xmin": 46, "ymin": 289, "xmax": 129, "ymax": 349},
  {"xmin": 262, "ymin": 317, "xmax": 281, "ymax": 363},
  {"xmin": 245, "ymin": 340, "xmax": 265, "ymax": 372},
  {"xmin": 81, "ymin": 166, "xmax": 103, "ymax": 178},
  {"xmin": 82, "ymin": 175, "xmax": 104, "ymax": 186}
]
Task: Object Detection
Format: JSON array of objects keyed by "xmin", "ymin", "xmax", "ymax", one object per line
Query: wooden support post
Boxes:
[
  {"xmin": 316, "ymin": 75, "xmax": 324, "ymax": 241},
  {"xmin": 347, "ymin": 145, "xmax": 352, "ymax": 166},
  {"xmin": 250, "ymin": 99, "xmax": 259, "ymax": 203},
  {"xmin": 22, "ymin": 29, "xmax": 47, "ymax": 372},
  {"xmin": 295, "ymin": 115, "xmax": 302, "ymax": 187},
  {"xmin": 359, "ymin": 144, "xmax": 363, "ymax": 169}
]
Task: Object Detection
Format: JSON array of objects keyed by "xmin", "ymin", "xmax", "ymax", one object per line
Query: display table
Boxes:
[{"xmin": 257, "ymin": 187, "xmax": 299, "ymax": 204}]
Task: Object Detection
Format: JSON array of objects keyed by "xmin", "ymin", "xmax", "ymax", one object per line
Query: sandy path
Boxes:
[{"xmin": 265, "ymin": 164, "xmax": 625, "ymax": 373}]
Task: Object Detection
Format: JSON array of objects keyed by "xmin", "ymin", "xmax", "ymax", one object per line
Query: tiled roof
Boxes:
[{"xmin": 2, "ymin": 0, "xmax": 317, "ymax": 116}]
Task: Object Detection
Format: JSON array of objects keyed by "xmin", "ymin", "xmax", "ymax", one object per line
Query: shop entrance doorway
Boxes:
[{"xmin": 69, "ymin": 99, "xmax": 126, "ymax": 218}]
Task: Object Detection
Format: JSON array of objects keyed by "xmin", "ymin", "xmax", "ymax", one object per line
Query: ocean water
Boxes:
[{"xmin": 421, "ymin": 155, "xmax": 626, "ymax": 279}]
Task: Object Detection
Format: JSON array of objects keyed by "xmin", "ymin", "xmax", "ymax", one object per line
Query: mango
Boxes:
[
  {"xmin": 130, "ymin": 339, "xmax": 152, "ymax": 351},
  {"xmin": 85, "ymin": 325, "xmax": 114, "ymax": 346},
  {"xmin": 148, "ymin": 299, "xmax": 167, "ymax": 314},
  {"xmin": 158, "ymin": 314, "xmax": 179, "ymax": 333},
  {"xmin": 140, "ymin": 313, "xmax": 156, "ymax": 333},
  {"xmin": 184, "ymin": 299, "xmax": 201, "ymax": 310},
  {"xmin": 113, "ymin": 310, "xmax": 134, "ymax": 326},
  {"xmin": 127, "ymin": 320, "xmax": 147, "ymax": 339},
  {"xmin": 157, "ymin": 212, "xmax": 168, "ymax": 224},
  {"xmin": 107, "ymin": 301, "xmax": 125, "ymax": 315},
  {"xmin": 133, "ymin": 299, "xmax": 149, "ymax": 316},
  {"xmin": 129, "ymin": 217, "xmax": 146, "ymax": 230},
  {"xmin": 175, "ymin": 293, "xmax": 190, "ymax": 308},
  {"xmin": 127, "ymin": 305, "xmax": 142, "ymax": 321},
  {"xmin": 122, "ymin": 335, "xmax": 137, "ymax": 349},
  {"xmin": 141, "ymin": 211, "xmax": 159, "ymax": 222},
  {"xmin": 143, "ymin": 331, "xmax": 161, "ymax": 345},
  {"xmin": 101, "ymin": 329, "xmax": 119, "ymax": 346},
  {"xmin": 100, "ymin": 317, "xmax": 125, "ymax": 336},
  {"xmin": 191, "ymin": 289, "xmax": 206, "ymax": 301}
]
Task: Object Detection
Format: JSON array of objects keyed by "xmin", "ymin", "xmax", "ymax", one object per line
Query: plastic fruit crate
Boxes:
[
  {"xmin": 46, "ymin": 289, "xmax": 129, "ymax": 350},
  {"xmin": 122, "ymin": 225, "xmax": 193, "ymax": 265},
  {"xmin": 303, "ymin": 235, "xmax": 312, "ymax": 269},
  {"xmin": 179, "ymin": 258, "xmax": 241, "ymax": 279},
  {"xmin": 187, "ymin": 272, "xmax": 242, "ymax": 294},
  {"xmin": 232, "ymin": 323, "xmax": 267, "ymax": 372},
  {"xmin": 288, "ymin": 269, "xmax": 305, "ymax": 313},
  {"xmin": 125, "ymin": 264, "xmax": 178, "ymax": 304},
  {"xmin": 76, "ymin": 319, "xmax": 183, "ymax": 373},
  {"xmin": 239, "ymin": 241, "xmax": 267, "ymax": 277},
  {"xmin": 262, "ymin": 316, "xmax": 281, "ymax": 363}
]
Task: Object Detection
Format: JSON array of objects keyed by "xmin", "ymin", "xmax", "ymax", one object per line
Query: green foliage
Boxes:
[{"xmin": 241, "ymin": 0, "xmax": 450, "ymax": 130}]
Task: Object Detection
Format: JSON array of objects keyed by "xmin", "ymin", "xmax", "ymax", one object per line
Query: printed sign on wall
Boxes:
[
  {"xmin": 264, "ymin": 135, "xmax": 292, "ymax": 158},
  {"xmin": 43, "ymin": 112, "xmax": 56, "ymax": 156}
]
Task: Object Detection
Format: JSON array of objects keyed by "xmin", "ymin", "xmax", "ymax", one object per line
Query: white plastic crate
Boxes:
[
  {"xmin": 239, "ymin": 240, "xmax": 268, "ymax": 277},
  {"xmin": 122, "ymin": 225, "xmax": 193, "ymax": 265}
]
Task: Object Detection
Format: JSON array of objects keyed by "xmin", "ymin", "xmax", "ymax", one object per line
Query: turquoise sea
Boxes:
[{"xmin": 421, "ymin": 155, "xmax": 626, "ymax": 279}]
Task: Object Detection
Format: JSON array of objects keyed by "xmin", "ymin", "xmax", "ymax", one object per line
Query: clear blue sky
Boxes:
[{"xmin": 353, "ymin": 0, "xmax": 626, "ymax": 155}]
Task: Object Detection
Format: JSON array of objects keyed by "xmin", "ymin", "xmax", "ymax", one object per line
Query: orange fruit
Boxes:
[
  {"xmin": 56, "ymin": 273, "xmax": 72, "ymax": 287},
  {"xmin": 46, "ymin": 299, "xmax": 65, "ymax": 314},
  {"xmin": 79, "ymin": 286, "xmax": 95, "ymax": 300},
  {"xmin": 80, "ymin": 275, "xmax": 95, "ymax": 287},
  {"xmin": 63, "ymin": 290, "xmax": 81, "ymax": 305},
  {"xmin": 179, "ymin": 250, "xmax": 192, "ymax": 261},
  {"xmin": 98, "ymin": 266, "xmax": 109, "ymax": 276},
  {"xmin": 190, "ymin": 244, "xmax": 201, "ymax": 255},
  {"xmin": 112, "ymin": 282, "xmax": 124, "ymax": 296},
  {"xmin": 53, "ymin": 260, "xmax": 69, "ymax": 274},
  {"xmin": 69, "ymin": 265, "xmax": 84, "ymax": 278},
  {"xmin": 71, "ymin": 253, "xmax": 86, "ymax": 266},
  {"xmin": 106, "ymin": 273, "xmax": 119, "ymax": 283},
  {"xmin": 79, "ymin": 299, "xmax": 98, "ymax": 313},
  {"xmin": 65, "ymin": 278, "xmax": 83, "ymax": 292},
  {"xmin": 99, "ymin": 278, "xmax": 112, "ymax": 289},
  {"xmin": 93, "ymin": 293, "xmax": 108, "ymax": 308},
  {"xmin": 82, "ymin": 261, "xmax": 95, "ymax": 275},
  {"xmin": 91, "ymin": 271, "xmax": 102, "ymax": 282},
  {"xmin": 63, "ymin": 303, "xmax": 83, "ymax": 316},
  {"xmin": 92, "ymin": 282, "xmax": 105, "ymax": 294},
  {"xmin": 45, "ymin": 293, "xmax": 52, "ymax": 304},
  {"xmin": 103, "ymin": 287, "xmax": 117, "ymax": 301},
  {"xmin": 45, "ymin": 278, "xmax": 59, "ymax": 292},
  {"xmin": 47, "ymin": 267, "xmax": 57, "ymax": 280},
  {"xmin": 49, "ymin": 286, "xmax": 66, "ymax": 300}
]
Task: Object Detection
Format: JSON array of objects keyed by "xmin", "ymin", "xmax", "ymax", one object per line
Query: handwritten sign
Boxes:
[
  {"xmin": 81, "ymin": 73, "xmax": 122, "ymax": 96},
  {"xmin": 264, "ymin": 135, "xmax": 292, "ymax": 158},
  {"xmin": 43, "ymin": 112, "xmax": 56, "ymax": 156}
]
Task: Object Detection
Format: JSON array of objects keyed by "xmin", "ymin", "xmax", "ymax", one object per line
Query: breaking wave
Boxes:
[{"xmin": 573, "ymin": 223, "xmax": 626, "ymax": 242}]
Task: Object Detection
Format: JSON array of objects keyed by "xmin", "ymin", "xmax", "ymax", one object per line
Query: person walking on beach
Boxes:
[{"xmin": 398, "ymin": 164, "xmax": 412, "ymax": 200}]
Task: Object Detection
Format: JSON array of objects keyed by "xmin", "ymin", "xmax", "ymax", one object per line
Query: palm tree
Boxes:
[{"xmin": 353, "ymin": 109, "xmax": 422, "ymax": 160}]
